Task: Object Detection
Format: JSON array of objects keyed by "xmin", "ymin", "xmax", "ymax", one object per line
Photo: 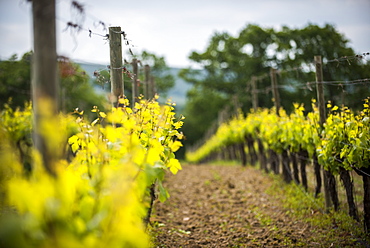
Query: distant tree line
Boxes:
[
  {"xmin": 0, "ymin": 52, "xmax": 106, "ymax": 113},
  {"xmin": 0, "ymin": 50, "xmax": 175, "ymax": 113}
]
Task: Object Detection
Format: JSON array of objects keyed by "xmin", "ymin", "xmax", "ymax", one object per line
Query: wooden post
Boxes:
[
  {"xmin": 131, "ymin": 58, "xmax": 139, "ymax": 104},
  {"xmin": 32, "ymin": 0, "xmax": 58, "ymax": 176},
  {"xmin": 315, "ymin": 56, "xmax": 326, "ymax": 126},
  {"xmin": 150, "ymin": 75, "xmax": 156, "ymax": 99},
  {"xmin": 232, "ymin": 95, "xmax": 241, "ymax": 115},
  {"xmin": 251, "ymin": 76, "xmax": 258, "ymax": 111},
  {"xmin": 218, "ymin": 106, "xmax": 230, "ymax": 125},
  {"xmin": 144, "ymin": 65, "xmax": 150, "ymax": 99},
  {"xmin": 152, "ymin": 77, "xmax": 158, "ymax": 97},
  {"xmin": 109, "ymin": 27, "xmax": 123, "ymax": 105},
  {"xmin": 315, "ymin": 55, "xmax": 337, "ymax": 211},
  {"xmin": 270, "ymin": 68, "xmax": 280, "ymax": 116}
]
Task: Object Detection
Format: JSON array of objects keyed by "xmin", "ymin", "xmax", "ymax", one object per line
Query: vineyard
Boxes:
[
  {"xmin": 1, "ymin": 0, "xmax": 370, "ymax": 247},
  {"xmin": 2, "ymin": 98, "xmax": 370, "ymax": 247}
]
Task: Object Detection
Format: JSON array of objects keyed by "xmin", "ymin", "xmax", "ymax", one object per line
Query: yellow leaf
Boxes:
[
  {"xmin": 119, "ymin": 98, "xmax": 129, "ymax": 106},
  {"xmin": 146, "ymin": 148, "xmax": 161, "ymax": 165},
  {"xmin": 134, "ymin": 102, "xmax": 142, "ymax": 110},
  {"xmin": 173, "ymin": 121, "xmax": 183, "ymax": 129},
  {"xmin": 169, "ymin": 141, "xmax": 183, "ymax": 152},
  {"xmin": 125, "ymin": 107, "xmax": 133, "ymax": 114},
  {"xmin": 91, "ymin": 118, "xmax": 99, "ymax": 126},
  {"xmin": 176, "ymin": 132, "xmax": 184, "ymax": 140},
  {"xmin": 168, "ymin": 158, "xmax": 182, "ymax": 175}
]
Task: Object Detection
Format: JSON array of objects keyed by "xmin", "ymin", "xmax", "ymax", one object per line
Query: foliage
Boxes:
[
  {"xmin": 186, "ymin": 99, "xmax": 370, "ymax": 175},
  {"xmin": 0, "ymin": 53, "xmax": 32, "ymax": 108},
  {"xmin": 0, "ymin": 97, "xmax": 184, "ymax": 247},
  {"xmin": 318, "ymin": 98, "xmax": 370, "ymax": 174},
  {"xmin": 181, "ymin": 85, "xmax": 227, "ymax": 147},
  {"xmin": 0, "ymin": 102, "xmax": 33, "ymax": 173},
  {"xmin": 0, "ymin": 52, "xmax": 106, "ymax": 112},
  {"xmin": 58, "ymin": 56, "xmax": 107, "ymax": 113}
]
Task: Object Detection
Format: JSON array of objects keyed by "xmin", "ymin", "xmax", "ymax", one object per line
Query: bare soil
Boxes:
[{"xmin": 151, "ymin": 164, "xmax": 368, "ymax": 247}]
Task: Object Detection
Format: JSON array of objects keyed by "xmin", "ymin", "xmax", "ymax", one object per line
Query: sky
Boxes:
[{"xmin": 0, "ymin": 0, "xmax": 369, "ymax": 68}]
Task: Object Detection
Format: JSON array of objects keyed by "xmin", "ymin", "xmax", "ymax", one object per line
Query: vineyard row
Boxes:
[{"xmin": 186, "ymin": 99, "xmax": 370, "ymax": 233}]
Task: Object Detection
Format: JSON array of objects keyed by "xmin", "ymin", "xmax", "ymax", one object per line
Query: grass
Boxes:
[{"xmin": 266, "ymin": 171, "xmax": 370, "ymax": 247}]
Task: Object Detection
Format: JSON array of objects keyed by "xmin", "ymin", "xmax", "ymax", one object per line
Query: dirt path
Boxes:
[{"xmin": 151, "ymin": 164, "xmax": 321, "ymax": 247}]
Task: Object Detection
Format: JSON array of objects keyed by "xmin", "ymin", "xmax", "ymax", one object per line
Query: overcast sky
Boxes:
[{"xmin": 0, "ymin": 0, "xmax": 369, "ymax": 68}]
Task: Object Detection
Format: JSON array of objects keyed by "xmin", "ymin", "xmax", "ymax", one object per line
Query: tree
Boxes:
[
  {"xmin": 275, "ymin": 24, "xmax": 370, "ymax": 108},
  {"xmin": 182, "ymin": 86, "xmax": 227, "ymax": 145},
  {"xmin": 139, "ymin": 50, "xmax": 175, "ymax": 95},
  {"xmin": 0, "ymin": 53, "xmax": 32, "ymax": 109},
  {"xmin": 0, "ymin": 52, "xmax": 106, "ymax": 112},
  {"xmin": 180, "ymin": 23, "xmax": 370, "ymax": 146},
  {"xmin": 58, "ymin": 56, "xmax": 107, "ymax": 113}
]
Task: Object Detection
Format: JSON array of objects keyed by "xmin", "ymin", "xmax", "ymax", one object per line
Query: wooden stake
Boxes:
[
  {"xmin": 315, "ymin": 56, "xmax": 326, "ymax": 126},
  {"xmin": 270, "ymin": 68, "xmax": 280, "ymax": 116},
  {"xmin": 315, "ymin": 55, "xmax": 334, "ymax": 210},
  {"xmin": 144, "ymin": 65, "xmax": 150, "ymax": 99},
  {"xmin": 131, "ymin": 58, "xmax": 139, "ymax": 104},
  {"xmin": 150, "ymin": 75, "xmax": 156, "ymax": 99},
  {"xmin": 251, "ymin": 76, "xmax": 258, "ymax": 111},
  {"xmin": 109, "ymin": 27, "xmax": 123, "ymax": 105},
  {"xmin": 32, "ymin": 0, "xmax": 58, "ymax": 176}
]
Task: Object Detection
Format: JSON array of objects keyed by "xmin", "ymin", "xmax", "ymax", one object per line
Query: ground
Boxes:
[{"xmin": 150, "ymin": 164, "xmax": 370, "ymax": 247}]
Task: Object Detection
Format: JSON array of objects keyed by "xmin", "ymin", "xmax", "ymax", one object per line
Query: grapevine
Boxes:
[{"xmin": 0, "ymin": 97, "xmax": 184, "ymax": 247}]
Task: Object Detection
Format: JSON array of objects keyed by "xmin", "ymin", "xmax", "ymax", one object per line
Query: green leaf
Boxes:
[{"xmin": 157, "ymin": 181, "xmax": 170, "ymax": 202}]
